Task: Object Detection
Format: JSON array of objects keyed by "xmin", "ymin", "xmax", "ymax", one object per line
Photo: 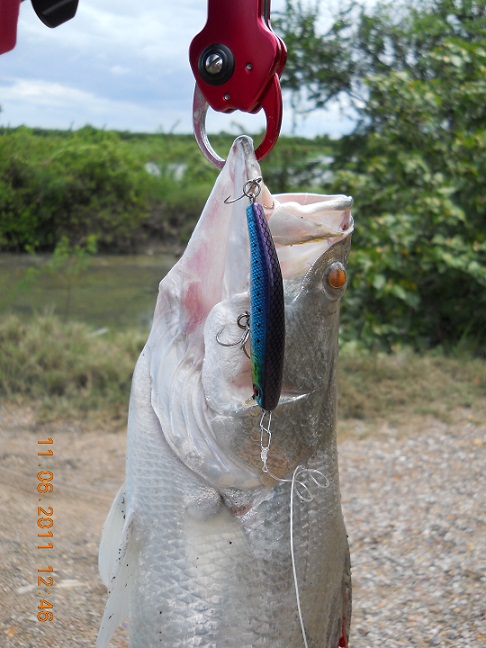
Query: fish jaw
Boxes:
[{"xmin": 147, "ymin": 137, "xmax": 354, "ymax": 490}]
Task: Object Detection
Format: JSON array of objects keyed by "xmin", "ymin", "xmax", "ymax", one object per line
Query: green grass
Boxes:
[
  {"xmin": 1, "ymin": 314, "xmax": 484, "ymax": 429},
  {"xmin": 0, "ymin": 314, "xmax": 146, "ymax": 425},
  {"xmin": 338, "ymin": 347, "xmax": 486, "ymax": 423}
]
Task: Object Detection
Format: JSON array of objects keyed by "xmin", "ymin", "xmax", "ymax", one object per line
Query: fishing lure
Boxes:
[
  {"xmin": 246, "ymin": 193, "xmax": 285, "ymax": 412},
  {"xmin": 219, "ymin": 177, "xmax": 285, "ymax": 414}
]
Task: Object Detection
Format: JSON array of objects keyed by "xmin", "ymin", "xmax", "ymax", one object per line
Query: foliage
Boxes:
[
  {"xmin": 277, "ymin": 0, "xmax": 486, "ymax": 352},
  {"xmin": 0, "ymin": 127, "xmax": 332, "ymax": 253},
  {"xmin": 273, "ymin": 1, "xmax": 356, "ymax": 131},
  {"xmin": 0, "ymin": 313, "xmax": 146, "ymax": 420},
  {"xmin": 333, "ymin": 32, "xmax": 486, "ymax": 351},
  {"xmin": 0, "ymin": 127, "xmax": 151, "ymax": 251},
  {"xmin": 276, "ymin": 0, "xmax": 486, "ymax": 126}
]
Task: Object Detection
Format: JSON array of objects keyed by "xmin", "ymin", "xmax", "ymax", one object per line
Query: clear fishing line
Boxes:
[
  {"xmin": 290, "ymin": 465, "xmax": 329, "ymax": 648},
  {"xmin": 259, "ymin": 422, "xmax": 329, "ymax": 648},
  {"xmin": 290, "ymin": 466, "xmax": 309, "ymax": 648}
]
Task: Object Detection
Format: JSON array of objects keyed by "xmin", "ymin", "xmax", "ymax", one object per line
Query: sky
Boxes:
[{"xmin": 0, "ymin": 0, "xmax": 356, "ymax": 138}]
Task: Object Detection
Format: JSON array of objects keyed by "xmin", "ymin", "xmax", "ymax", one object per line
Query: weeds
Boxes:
[
  {"xmin": 1, "ymin": 314, "xmax": 484, "ymax": 428},
  {"xmin": 0, "ymin": 314, "xmax": 146, "ymax": 423},
  {"xmin": 337, "ymin": 347, "xmax": 486, "ymax": 422}
]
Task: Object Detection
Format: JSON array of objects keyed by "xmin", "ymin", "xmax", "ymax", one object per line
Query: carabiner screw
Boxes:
[
  {"xmin": 205, "ymin": 53, "xmax": 223, "ymax": 75},
  {"xmin": 198, "ymin": 44, "xmax": 235, "ymax": 86}
]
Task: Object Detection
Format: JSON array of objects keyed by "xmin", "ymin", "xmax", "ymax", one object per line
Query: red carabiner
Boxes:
[
  {"xmin": 189, "ymin": 0, "xmax": 286, "ymax": 168},
  {"xmin": 0, "ymin": 0, "xmax": 21, "ymax": 54}
]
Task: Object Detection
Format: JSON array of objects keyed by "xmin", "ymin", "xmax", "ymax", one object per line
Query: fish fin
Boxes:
[
  {"xmin": 98, "ymin": 484, "xmax": 127, "ymax": 587},
  {"xmin": 96, "ymin": 484, "xmax": 134, "ymax": 648}
]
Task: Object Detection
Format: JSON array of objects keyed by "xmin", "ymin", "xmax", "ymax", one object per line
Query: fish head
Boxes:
[{"xmin": 146, "ymin": 137, "xmax": 353, "ymax": 489}]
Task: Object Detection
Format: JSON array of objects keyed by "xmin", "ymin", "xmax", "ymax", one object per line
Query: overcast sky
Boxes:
[{"xmin": 0, "ymin": 0, "xmax": 355, "ymax": 138}]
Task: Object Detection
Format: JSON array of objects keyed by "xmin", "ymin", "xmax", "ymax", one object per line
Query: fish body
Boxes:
[
  {"xmin": 246, "ymin": 200, "xmax": 285, "ymax": 411},
  {"xmin": 97, "ymin": 136, "xmax": 354, "ymax": 648}
]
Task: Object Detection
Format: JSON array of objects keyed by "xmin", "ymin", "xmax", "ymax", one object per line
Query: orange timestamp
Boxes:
[{"xmin": 37, "ymin": 437, "xmax": 54, "ymax": 622}]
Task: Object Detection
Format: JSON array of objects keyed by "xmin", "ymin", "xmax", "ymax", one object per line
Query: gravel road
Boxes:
[
  {"xmin": 339, "ymin": 412, "xmax": 485, "ymax": 647},
  {"xmin": 1, "ymin": 405, "xmax": 484, "ymax": 647}
]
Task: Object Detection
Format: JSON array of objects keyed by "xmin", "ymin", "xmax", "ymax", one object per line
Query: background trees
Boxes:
[{"xmin": 277, "ymin": 0, "xmax": 486, "ymax": 352}]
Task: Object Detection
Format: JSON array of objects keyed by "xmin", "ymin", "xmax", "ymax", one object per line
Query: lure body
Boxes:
[{"xmin": 246, "ymin": 201, "xmax": 285, "ymax": 411}]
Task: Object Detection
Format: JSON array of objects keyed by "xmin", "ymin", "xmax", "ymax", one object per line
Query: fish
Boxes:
[{"xmin": 97, "ymin": 135, "xmax": 354, "ymax": 648}]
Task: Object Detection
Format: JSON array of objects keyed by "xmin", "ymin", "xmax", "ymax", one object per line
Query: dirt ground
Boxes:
[
  {"xmin": 1, "ymin": 403, "xmax": 484, "ymax": 647},
  {"xmin": 0, "ymin": 405, "xmax": 129, "ymax": 648}
]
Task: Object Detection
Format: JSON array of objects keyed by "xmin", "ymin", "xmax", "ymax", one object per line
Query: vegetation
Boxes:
[
  {"xmin": 1, "ymin": 0, "xmax": 485, "ymax": 356},
  {"xmin": 0, "ymin": 126, "xmax": 331, "ymax": 252},
  {"xmin": 0, "ymin": 314, "xmax": 146, "ymax": 423},
  {"xmin": 276, "ymin": 0, "xmax": 486, "ymax": 352},
  {"xmin": 0, "ymin": 314, "xmax": 484, "ymax": 426}
]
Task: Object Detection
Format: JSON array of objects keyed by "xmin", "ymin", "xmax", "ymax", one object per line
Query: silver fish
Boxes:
[{"xmin": 97, "ymin": 136, "xmax": 354, "ymax": 648}]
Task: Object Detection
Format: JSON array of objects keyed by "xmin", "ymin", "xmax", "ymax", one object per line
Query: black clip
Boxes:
[{"xmin": 31, "ymin": 0, "xmax": 79, "ymax": 28}]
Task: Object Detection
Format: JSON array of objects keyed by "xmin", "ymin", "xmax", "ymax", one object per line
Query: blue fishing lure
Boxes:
[{"xmin": 246, "ymin": 201, "xmax": 285, "ymax": 412}]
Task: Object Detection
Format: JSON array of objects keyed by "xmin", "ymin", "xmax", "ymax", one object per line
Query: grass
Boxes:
[
  {"xmin": 0, "ymin": 314, "xmax": 146, "ymax": 426},
  {"xmin": 1, "ymin": 313, "xmax": 484, "ymax": 429},
  {"xmin": 338, "ymin": 348, "xmax": 486, "ymax": 424}
]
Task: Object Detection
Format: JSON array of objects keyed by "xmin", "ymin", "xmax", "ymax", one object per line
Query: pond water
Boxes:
[{"xmin": 0, "ymin": 253, "xmax": 177, "ymax": 331}]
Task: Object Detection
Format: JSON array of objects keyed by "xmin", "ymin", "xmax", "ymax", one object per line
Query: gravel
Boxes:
[{"xmin": 339, "ymin": 413, "xmax": 485, "ymax": 647}]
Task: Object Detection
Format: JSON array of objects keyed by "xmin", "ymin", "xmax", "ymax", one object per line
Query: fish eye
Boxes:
[
  {"xmin": 328, "ymin": 265, "xmax": 346, "ymax": 289},
  {"xmin": 323, "ymin": 262, "xmax": 347, "ymax": 299}
]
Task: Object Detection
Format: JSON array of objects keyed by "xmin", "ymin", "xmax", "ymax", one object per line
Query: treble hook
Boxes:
[{"xmin": 216, "ymin": 311, "xmax": 251, "ymax": 358}]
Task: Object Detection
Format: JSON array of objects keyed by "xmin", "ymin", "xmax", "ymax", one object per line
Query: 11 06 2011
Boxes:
[{"xmin": 37, "ymin": 437, "xmax": 54, "ymax": 622}]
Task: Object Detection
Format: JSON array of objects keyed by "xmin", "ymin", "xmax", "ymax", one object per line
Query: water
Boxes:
[{"xmin": 0, "ymin": 253, "xmax": 177, "ymax": 330}]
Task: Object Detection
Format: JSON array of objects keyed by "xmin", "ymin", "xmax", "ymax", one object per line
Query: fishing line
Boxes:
[
  {"xmin": 290, "ymin": 465, "xmax": 329, "ymax": 648},
  {"xmin": 290, "ymin": 466, "xmax": 309, "ymax": 648},
  {"xmin": 258, "ymin": 418, "xmax": 329, "ymax": 648}
]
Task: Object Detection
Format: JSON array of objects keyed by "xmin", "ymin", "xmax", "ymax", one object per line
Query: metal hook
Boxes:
[
  {"xmin": 224, "ymin": 177, "xmax": 262, "ymax": 204},
  {"xmin": 243, "ymin": 177, "xmax": 263, "ymax": 201},
  {"xmin": 216, "ymin": 311, "xmax": 251, "ymax": 358}
]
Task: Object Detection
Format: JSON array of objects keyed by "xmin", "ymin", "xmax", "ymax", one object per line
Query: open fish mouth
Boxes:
[
  {"xmin": 201, "ymin": 139, "xmax": 354, "ymax": 416},
  {"xmin": 143, "ymin": 136, "xmax": 354, "ymax": 489}
]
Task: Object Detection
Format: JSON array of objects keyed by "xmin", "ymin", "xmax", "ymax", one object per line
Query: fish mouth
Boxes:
[
  {"xmin": 149, "ymin": 137, "xmax": 354, "ymax": 488},
  {"xmin": 202, "ymin": 143, "xmax": 354, "ymax": 417},
  {"xmin": 219, "ymin": 147, "xmax": 354, "ymax": 299},
  {"xmin": 266, "ymin": 192, "xmax": 354, "ymax": 283}
]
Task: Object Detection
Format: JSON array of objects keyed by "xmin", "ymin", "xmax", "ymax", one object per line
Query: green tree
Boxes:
[
  {"xmin": 273, "ymin": 0, "xmax": 357, "ymax": 131},
  {"xmin": 0, "ymin": 128, "xmax": 150, "ymax": 252},
  {"xmin": 277, "ymin": 0, "xmax": 486, "ymax": 351},
  {"xmin": 335, "ymin": 35, "xmax": 486, "ymax": 351}
]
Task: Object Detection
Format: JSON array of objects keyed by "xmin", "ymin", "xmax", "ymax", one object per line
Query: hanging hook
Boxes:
[
  {"xmin": 224, "ymin": 176, "xmax": 263, "ymax": 204},
  {"xmin": 216, "ymin": 311, "xmax": 251, "ymax": 358}
]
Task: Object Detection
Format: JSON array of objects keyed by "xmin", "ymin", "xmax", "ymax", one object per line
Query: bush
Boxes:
[
  {"xmin": 0, "ymin": 128, "xmax": 151, "ymax": 252},
  {"xmin": 331, "ymin": 38, "xmax": 486, "ymax": 352}
]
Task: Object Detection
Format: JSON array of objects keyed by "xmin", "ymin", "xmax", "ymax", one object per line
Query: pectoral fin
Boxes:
[{"xmin": 97, "ymin": 484, "xmax": 134, "ymax": 648}]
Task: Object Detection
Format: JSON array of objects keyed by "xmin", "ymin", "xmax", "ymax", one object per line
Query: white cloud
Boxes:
[
  {"xmin": 1, "ymin": 77, "xmax": 193, "ymax": 132},
  {"xmin": 1, "ymin": 0, "xmax": 355, "ymax": 138}
]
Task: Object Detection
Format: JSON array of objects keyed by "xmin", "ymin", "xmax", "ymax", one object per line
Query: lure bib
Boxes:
[{"xmin": 246, "ymin": 201, "xmax": 285, "ymax": 411}]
